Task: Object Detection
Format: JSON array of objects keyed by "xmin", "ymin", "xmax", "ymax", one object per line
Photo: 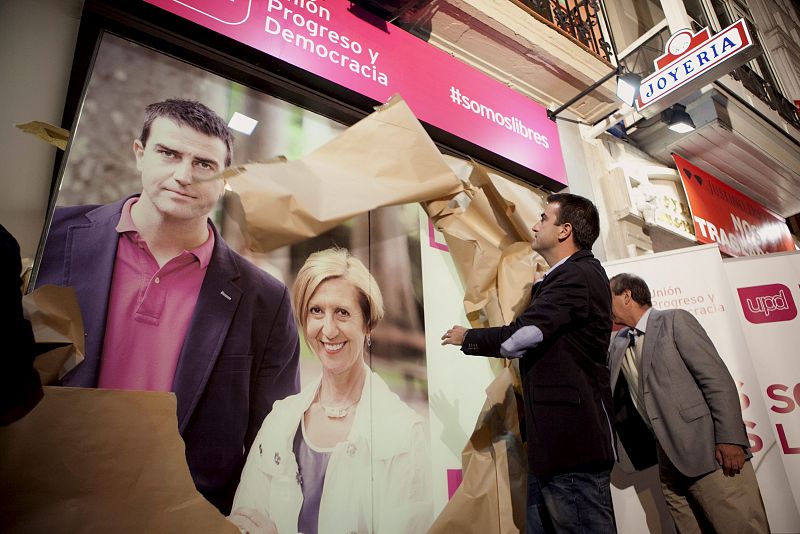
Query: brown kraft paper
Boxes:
[
  {"xmin": 21, "ymin": 285, "xmax": 85, "ymax": 385},
  {"xmin": 221, "ymin": 94, "xmax": 463, "ymax": 252},
  {"xmin": 15, "ymin": 121, "xmax": 70, "ymax": 151},
  {"xmin": 0, "ymin": 387, "xmax": 239, "ymax": 533},
  {"xmin": 424, "ymin": 159, "xmax": 547, "ymax": 328},
  {"xmin": 428, "ymin": 367, "xmax": 527, "ymax": 534}
]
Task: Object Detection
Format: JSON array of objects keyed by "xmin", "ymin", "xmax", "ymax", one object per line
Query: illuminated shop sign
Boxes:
[{"xmin": 636, "ymin": 19, "xmax": 756, "ymax": 111}]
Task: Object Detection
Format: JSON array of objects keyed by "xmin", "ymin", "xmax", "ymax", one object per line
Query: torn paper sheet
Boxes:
[
  {"xmin": 0, "ymin": 387, "xmax": 238, "ymax": 533},
  {"xmin": 21, "ymin": 285, "xmax": 85, "ymax": 384},
  {"xmin": 222, "ymin": 95, "xmax": 463, "ymax": 252},
  {"xmin": 15, "ymin": 121, "xmax": 69, "ymax": 151},
  {"xmin": 428, "ymin": 366, "xmax": 527, "ymax": 534},
  {"xmin": 424, "ymin": 159, "xmax": 547, "ymax": 328}
]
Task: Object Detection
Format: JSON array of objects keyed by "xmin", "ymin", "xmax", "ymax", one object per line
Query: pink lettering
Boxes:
[
  {"xmin": 777, "ymin": 423, "xmax": 800, "ymax": 454},
  {"xmin": 744, "ymin": 420, "xmax": 763, "ymax": 454},
  {"xmin": 767, "ymin": 384, "xmax": 795, "ymax": 413}
]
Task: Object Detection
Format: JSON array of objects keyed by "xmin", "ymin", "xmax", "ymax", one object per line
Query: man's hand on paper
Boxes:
[{"xmin": 441, "ymin": 325, "xmax": 468, "ymax": 346}]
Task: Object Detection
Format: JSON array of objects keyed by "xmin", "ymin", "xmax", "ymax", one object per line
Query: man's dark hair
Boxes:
[
  {"xmin": 547, "ymin": 193, "xmax": 600, "ymax": 250},
  {"xmin": 609, "ymin": 273, "xmax": 652, "ymax": 307},
  {"xmin": 139, "ymin": 99, "xmax": 234, "ymax": 167}
]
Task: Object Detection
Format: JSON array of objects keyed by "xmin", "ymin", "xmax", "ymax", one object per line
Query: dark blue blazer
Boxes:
[
  {"xmin": 462, "ymin": 249, "xmax": 616, "ymax": 476},
  {"xmin": 35, "ymin": 197, "xmax": 301, "ymax": 513}
]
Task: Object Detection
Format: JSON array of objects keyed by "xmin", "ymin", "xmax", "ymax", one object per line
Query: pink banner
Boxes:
[
  {"xmin": 446, "ymin": 469, "xmax": 463, "ymax": 500},
  {"xmin": 143, "ymin": 0, "xmax": 567, "ymax": 185}
]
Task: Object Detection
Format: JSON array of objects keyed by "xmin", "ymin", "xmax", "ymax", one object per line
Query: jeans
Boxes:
[{"xmin": 526, "ymin": 468, "xmax": 617, "ymax": 534}]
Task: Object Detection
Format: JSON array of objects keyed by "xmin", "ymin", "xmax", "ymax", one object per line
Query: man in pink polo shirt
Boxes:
[{"xmin": 36, "ymin": 99, "xmax": 300, "ymax": 513}]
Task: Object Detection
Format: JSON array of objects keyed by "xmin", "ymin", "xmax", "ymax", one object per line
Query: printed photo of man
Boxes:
[{"xmin": 35, "ymin": 98, "xmax": 301, "ymax": 513}]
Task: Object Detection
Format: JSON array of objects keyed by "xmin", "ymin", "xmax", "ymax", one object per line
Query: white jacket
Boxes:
[{"xmin": 233, "ymin": 366, "xmax": 432, "ymax": 534}]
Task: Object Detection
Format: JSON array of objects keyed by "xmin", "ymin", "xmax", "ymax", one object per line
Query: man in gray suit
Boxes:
[{"xmin": 608, "ymin": 273, "xmax": 768, "ymax": 534}]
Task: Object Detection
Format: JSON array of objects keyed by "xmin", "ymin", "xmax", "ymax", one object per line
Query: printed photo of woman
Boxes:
[{"xmin": 230, "ymin": 247, "xmax": 432, "ymax": 534}]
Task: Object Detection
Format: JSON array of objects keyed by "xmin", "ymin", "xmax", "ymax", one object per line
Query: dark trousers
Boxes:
[{"xmin": 526, "ymin": 468, "xmax": 617, "ymax": 534}]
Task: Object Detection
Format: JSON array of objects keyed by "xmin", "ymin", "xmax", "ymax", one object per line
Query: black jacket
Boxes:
[{"xmin": 462, "ymin": 249, "xmax": 616, "ymax": 476}]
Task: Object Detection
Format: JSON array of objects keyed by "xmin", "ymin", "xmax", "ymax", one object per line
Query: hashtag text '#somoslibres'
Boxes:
[{"xmin": 449, "ymin": 86, "xmax": 550, "ymax": 147}]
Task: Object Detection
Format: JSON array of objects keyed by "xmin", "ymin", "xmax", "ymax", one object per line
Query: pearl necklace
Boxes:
[
  {"xmin": 320, "ymin": 402, "xmax": 357, "ymax": 419},
  {"xmin": 316, "ymin": 391, "xmax": 359, "ymax": 419}
]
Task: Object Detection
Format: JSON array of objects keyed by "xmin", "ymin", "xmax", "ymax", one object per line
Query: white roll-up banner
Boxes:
[{"xmin": 604, "ymin": 244, "xmax": 800, "ymax": 534}]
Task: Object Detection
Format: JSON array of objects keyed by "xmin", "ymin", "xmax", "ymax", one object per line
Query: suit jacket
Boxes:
[
  {"xmin": 1, "ymin": 224, "xmax": 41, "ymax": 424},
  {"xmin": 35, "ymin": 197, "xmax": 301, "ymax": 513},
  {"xmin": 462, "ymin": 249, "xmax": 616, "ymax": 476},
  {"xmin": 608, "ymin": 308, "xmax": 749, "ymax": 477}
]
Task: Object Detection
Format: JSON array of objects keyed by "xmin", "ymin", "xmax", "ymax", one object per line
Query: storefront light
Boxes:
[
  {"xmin": 662, "ymin": 104, "xmax": 695, "ymax": 133},
  {"xmin": 616, "ymin": 72, "xmax": 641, "ymax": 107}
]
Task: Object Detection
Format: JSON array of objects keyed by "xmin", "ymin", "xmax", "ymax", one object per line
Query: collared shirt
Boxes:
[
  {"xmin": 499, "ymin": 252, "xmax": 576, "ymax": 358},
  {"xmin": 542, "ymin": 254, "xmax": 570, "ymax": 277},
  {"xmin": 620, "ymin": 307, "xmax": 653, "ymax": 428},
  {"xmin": 633, "ymin": 307, "xmax": 652, "ymax": 336},
  {"xmin": 97, "ymin": 197, "xmax": 214, "ymax": 391}
]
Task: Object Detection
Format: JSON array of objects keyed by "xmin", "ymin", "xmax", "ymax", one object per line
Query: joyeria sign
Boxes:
[{"xmin": 636, "ymin": 19, "xmax": 758, "ymax": 111}]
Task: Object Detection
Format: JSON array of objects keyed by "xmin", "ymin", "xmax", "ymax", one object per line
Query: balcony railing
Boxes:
[
  {"xmin": 515, "ymin": 0, "xmax": 612, "ymax": 63},
  {"xmin": 618, "ymin": 25, "xmax": 671, "ymax": 86},
  {"xmin": 700, "ymin": 1, "xmax": 800, "ymax": 130},
  {"xmin": 730, "ymin": 65, "xmax": 800, "ymax": 130}
]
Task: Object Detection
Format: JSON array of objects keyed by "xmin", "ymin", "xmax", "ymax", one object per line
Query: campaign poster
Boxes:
[{"xmin": 34, "ymin": 32, "xmax": 433, "ymax": 531}]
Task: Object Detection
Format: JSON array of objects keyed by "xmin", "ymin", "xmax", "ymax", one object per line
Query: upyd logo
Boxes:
[{"xmin": 737, "ymin": 284, "xmax": 797, "ymax": 324}]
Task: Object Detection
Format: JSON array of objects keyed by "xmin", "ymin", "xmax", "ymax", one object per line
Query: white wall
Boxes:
[
  {"xmin": 748, "ymin": 0, "xmax": 800, "ymax": 100},
  {"xmin": 0, "ymin": 0, "xmax": 83, "ymax": 259},
  {"xmin": 554, "ymin": 117, "xmax": 612, "ymax": 261}
]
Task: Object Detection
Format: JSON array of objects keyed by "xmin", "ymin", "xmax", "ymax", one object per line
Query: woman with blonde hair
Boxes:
[{"xmin": 230, "ymin": 247, "xmax": 431, "ymax": 534}]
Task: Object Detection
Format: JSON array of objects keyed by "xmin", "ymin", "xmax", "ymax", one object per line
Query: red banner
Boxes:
[{"xmin": 674, "ymin": 153, "xmax": 795, "ymax": 256}]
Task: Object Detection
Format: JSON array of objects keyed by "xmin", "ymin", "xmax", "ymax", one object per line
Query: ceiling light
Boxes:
[
  {"xmin": 616, "ymin": 72, "xmax": 642, "ymax": 107},
  {"xmin": 228, "ymin": 112, "xmax": 258, "ymax": 135},
  {"xmin": 662, "ymin": 103, "xmax": 695, "ymax": 133}
]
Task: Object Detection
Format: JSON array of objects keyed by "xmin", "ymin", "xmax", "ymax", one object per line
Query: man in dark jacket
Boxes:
[
  {"xmin": 1, "ymin": 224, "xmax": 41, "ymax": 425},
  {"xmin": 442, "ymin": 193, "xmax": 616, "ymax": 533}
]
